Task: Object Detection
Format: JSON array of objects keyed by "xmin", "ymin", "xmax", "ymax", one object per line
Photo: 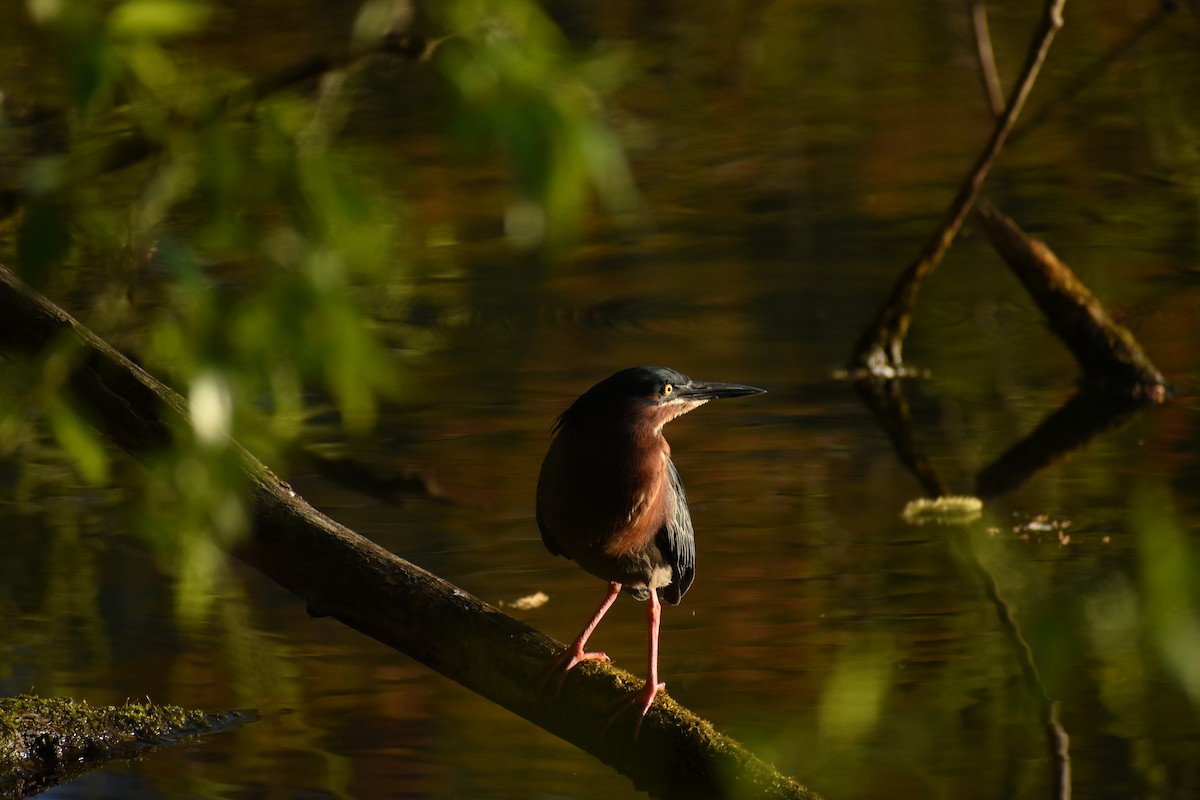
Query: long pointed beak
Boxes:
[{"xmin": 676, "ymin": 380, "xmax": 766, "ymax": 401}]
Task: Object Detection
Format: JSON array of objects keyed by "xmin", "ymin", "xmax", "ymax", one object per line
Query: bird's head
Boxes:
[{"xmin": 552, "ymin": 366, "xmax": 765, "ymax": 435}]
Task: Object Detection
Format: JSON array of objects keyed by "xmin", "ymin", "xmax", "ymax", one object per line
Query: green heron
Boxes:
[{"xmin": 536, "ymin": 365, "xmax": 765, "ymax": 730}]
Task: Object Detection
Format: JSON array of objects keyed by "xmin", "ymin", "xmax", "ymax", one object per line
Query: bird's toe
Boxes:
[
  {"xmin": 603, "ymin": 679, "xmax": 665, "ymax": 738},
  {"xmin": 533, "ymin": 647, "xmax": 611, "ymax": 694}
]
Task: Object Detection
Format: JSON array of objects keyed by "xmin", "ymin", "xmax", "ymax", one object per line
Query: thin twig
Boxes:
[
  {"xmin": 1013, "ymin": 3, "xmax": 1174, "ymax": 143},
  {"xmin": 849, "ymin": 0, "xmax": 1068, "ymax": 373},
  {"xmin": 970, "ymin": 0, "xmax": 1006, "ymax": 117}
]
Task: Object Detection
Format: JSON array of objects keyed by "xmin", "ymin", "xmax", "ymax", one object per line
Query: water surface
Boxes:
[{"xmin": 4, "ymin": 2, "xmax": 1200, "ymax": 798}]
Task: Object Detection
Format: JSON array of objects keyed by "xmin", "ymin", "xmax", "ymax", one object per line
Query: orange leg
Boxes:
[
  {"xmin": 631, "ymin": 588, "xmax": 666, "ymax": 731},
  {"xmin": 605, "ymin": 588, "xmax": 665, "ymax": 737},
  {"xmin": 537, "ymin": 581, "xmax": 621, "ymax": 689}
]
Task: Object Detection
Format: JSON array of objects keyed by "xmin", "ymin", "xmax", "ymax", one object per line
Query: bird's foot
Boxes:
[
  {"xmin": 604, "ymin": 679, "xmax": 665, "ymax": 738},
  {"xmin": 534, "ymin": 646, "xmax": 611, "ymax": 694}
]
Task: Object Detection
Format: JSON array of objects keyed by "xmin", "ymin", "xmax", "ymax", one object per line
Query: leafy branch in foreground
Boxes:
[{"xmin": 1, "ymin": 0, "xmax": 640, "ymax": 613}]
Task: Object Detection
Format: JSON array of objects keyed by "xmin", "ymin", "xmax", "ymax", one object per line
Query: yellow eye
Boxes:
[{"xmin": 663, "ymin": 383, "xmax": 673, "ymax": 396}]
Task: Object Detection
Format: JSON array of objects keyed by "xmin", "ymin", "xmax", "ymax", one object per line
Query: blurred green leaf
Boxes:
[
  {"xmin": 45, "ymin": 398, "xmax": 110, "ymax": 485},
  {"xmin": 1134, "ymin": 482, "xmax": 1200, "ymax": 705},
  {"xmin": 817, "ymin": 636, "xmax": 896, "ymax": 745},
  {"xmin": 429, "ymin": 0, "xmax": 643, "ymax": 247},
  {"xmin": 108, "ymin": 0, "xmax": 212, "ymax": 39},
  {"xmin": 122, "ymin": 41, "xmax": 182, "ymax": 95},
  {"xmin": 1084, "ymin": 576, "xmax": 1148, "ymax": 738}
]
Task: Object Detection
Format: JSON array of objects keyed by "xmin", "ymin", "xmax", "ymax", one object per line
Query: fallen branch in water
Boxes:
[
  {"xmin": 973, "ymin": 200, "xmax": 1168, "ymax": 398},
  {"xmin": 849, "ymin": 0, "xmax": 1068, "ymax": 373}
]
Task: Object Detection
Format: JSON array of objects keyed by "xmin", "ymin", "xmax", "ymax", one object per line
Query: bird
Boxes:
[{"xmin": 536, "ymin": 365, "xmax": 765, "ymax": 731}]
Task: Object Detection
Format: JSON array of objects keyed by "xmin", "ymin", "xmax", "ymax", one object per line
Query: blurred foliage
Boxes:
[
  {"xmin": 427, "ymin": 0, "xmax": 643, "ymax": 247},
  {"xmin": 0, "ymin": 0, "xmax": 636, "ymax": 617},
  {"xmin": 1132, "ymin": 481, "xmax": 1200, "ymax": 706},
  {"xmin": 816, "ymin": 635, "xmax": 896, "ymax": 746}
]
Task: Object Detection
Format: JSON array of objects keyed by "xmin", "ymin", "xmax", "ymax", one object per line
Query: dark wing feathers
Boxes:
[
  {"xmin": 656, "ymin": 458, "xmax": 696, "ymax": 605},
  {"xmin": 535, "ymin": 475, "xmax": 564, "ymax": 558}
]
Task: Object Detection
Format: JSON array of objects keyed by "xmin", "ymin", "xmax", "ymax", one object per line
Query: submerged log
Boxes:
[
  {"xmin": 0, "ymin": 694, "xmax": 254, "ymax": 799},
  {"xmin": 0, "ymin": 263, "xmax": 819, "ymax": 800},
  {"xmin": 974, "ymin": 201, "xmax": 1169, "ymax": 399}
]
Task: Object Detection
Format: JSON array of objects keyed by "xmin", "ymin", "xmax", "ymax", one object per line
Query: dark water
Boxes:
[{"xmin": 5, "ymin": 2, "xmax": 1200, "ymax": 798}]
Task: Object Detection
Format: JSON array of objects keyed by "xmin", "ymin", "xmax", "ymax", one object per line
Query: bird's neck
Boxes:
[
  {"xmin": 623, "ymin": 423, "xmax": 671, "ymax": 499},
  {"xmin": 559, "ymin": 415, "xmax": 670, "ymax": 473}
]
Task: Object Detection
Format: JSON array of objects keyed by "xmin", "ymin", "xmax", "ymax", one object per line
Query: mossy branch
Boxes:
[
  {"xmin": 0, "ymin": 262, "xmax": 819, "ymax": 800},
  {"xmin": 0, "ymin": 694, "xmax": 254, "ymax": 798}
]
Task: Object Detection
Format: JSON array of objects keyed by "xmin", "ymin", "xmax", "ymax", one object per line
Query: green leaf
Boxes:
[
  {"xmin": 46, "ymin": 399, "xmax": 110, "ymax": 485},
  {"xmin": 1134, "ymin": 483, "xmax": 1200, "ymax": 704},
  {"xmin": 108, "ymin": 0, "xmax": 211, "ymax": 39}
]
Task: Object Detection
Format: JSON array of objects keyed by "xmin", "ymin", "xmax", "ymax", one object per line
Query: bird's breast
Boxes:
[
  {"xmin": 603, "ymin": 450, "xmax": 671, "ymax": 559},
  {"xmin": 537, "ymin": 426, "xmax": 671, "ymax": 559}
]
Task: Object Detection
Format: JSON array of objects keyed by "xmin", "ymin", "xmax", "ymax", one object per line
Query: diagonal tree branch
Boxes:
[
  {"xmin": 849, "ymin": 0, "xmax": 1067, "ymax": 374},
  {"xmin": 0, "ymin": 261, "xmax": 819, "ymax": 800}
]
